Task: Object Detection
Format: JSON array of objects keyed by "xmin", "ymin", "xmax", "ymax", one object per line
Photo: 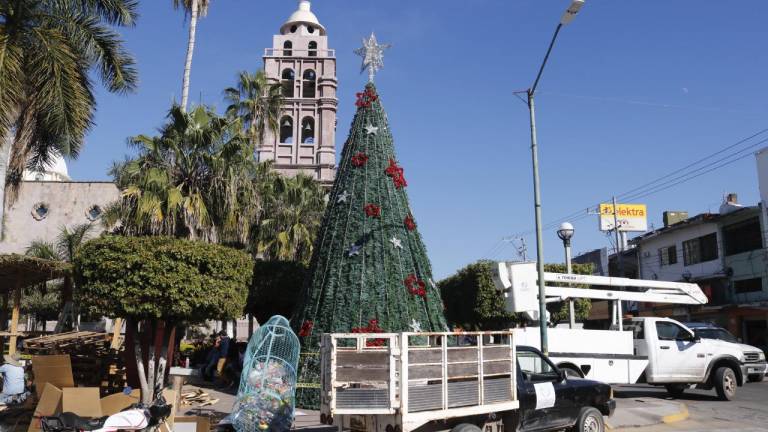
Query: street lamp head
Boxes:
[
  {"xmin": 557, "ymin": 222, "xmax": 575, "ymax": 241},
  {"xmin": 560, "ymin": 0, "xmax": 585, "ymax": 26}
]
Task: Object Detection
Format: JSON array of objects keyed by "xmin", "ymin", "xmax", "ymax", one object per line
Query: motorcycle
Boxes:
[{"xmin": 41, "ymin": 395, "xmax": 172, "ymax": 432}]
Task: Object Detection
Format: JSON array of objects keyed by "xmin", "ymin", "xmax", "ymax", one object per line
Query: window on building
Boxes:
[
  {"xmin": 283, "ymin": 41, "xmax": 292, "ymax": 56},
  {"xmin": 281, "ymin": 69, "xmax": 295, "ymax": 97},
  {"xmin": 682, "ymin": 233, "xmax": 718, "ymax": 266},
  {"xmin": 734, "ymin": 278, "xmax": 762, "ymax": 294},
  {"xmin": 723, "ymin": 217, "xmax": 762, "ymax": 256},
  {"xmin": 308, "ymin": 41, "xmax": 317, "ymax": 57},
  {"xmin": 301, "ymin": 117, "xmax": 315, "ymax": 144},
  {"xmin": 659, "ymin": 245, "xmax": 677, "ymax": 266},
  {"xmin": 302, "ymin": 69, "xmax": 316, "ymax": 98},
  {"xmin": 279, "ymin": 116, "xmax": 293, "ymax": 143}
]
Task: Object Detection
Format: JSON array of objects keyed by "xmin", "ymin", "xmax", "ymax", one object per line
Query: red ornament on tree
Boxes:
[
  {"xmin": 355, "ymin": 87, "xmax": 379, "ymax": 108},
  {"xmin": 404, "ymin": 214, "xmax": 417, "ymax": 231},
  {"xmin": 364, "ymin": 203, "xmax": 381, "ymax": 218},
  {"xmin": 404, "ymin": 273, "xmax": 427, "ymax": 297},
  {"xmin": 385, "ymin": 158, "xmax": 408, "ymax": 189},
  {"xmin": 352, "ymin": 319, "xmax": 385, "ymax": 347},
  {"xmin": 351, "ymin": 152, "xmax": 369, "ymax": 167},
  {"xmin": 298, "ymin": 320, "xmax": 314, "ymax": 337}
]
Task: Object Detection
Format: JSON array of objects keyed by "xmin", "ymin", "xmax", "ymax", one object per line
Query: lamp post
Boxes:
[
  {"xmin": 524, "ymin": 0, "xmax": 585, "ymax": 354},
  {"xmin": 557, "ymin": 222, "xmax": 575, "ymax": 328}
]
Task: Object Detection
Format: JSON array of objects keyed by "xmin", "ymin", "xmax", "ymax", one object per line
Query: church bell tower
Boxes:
[{"xmin": 259, "ymin": 0, "xmax": 337, "ymax": 184}]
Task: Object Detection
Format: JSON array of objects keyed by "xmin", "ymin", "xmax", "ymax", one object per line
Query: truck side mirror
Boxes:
[
  {"xmin": 557, "ymin": 369, "xmax": 567, "ymax": 382},
  {"xmin": 693, "ymin": 335, "xmax": 701, "ymax": 343}
]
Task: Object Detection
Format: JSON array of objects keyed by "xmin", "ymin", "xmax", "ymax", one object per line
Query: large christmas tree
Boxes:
[{"xmin": 293, "ymin": 81, "xmax": 448, "ymax": 406}]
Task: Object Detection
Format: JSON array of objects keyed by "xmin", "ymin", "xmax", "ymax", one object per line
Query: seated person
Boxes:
[{"xmin": 0, "ymin": 353, "xmax": 28, "ymax": 405}]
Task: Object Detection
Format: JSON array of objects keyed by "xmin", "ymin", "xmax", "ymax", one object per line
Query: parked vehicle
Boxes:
[
  {"xmin": 684, "ymin": 321, "xmax": 767, "ymax": 382},
  {"xmin": 493, "ymin": 261, "xmax": 754, "ymax": 400},
  {"xmin": 319, "ymin": 330, "xmax": 615, "ymax": 432}
]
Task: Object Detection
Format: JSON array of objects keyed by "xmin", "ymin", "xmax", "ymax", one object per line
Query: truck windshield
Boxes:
[{"xmin": 694, "ymin": 328, "xmax": 738, "ymax": 343}]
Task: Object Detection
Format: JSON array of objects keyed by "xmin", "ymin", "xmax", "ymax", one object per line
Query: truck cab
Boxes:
[
  {"xmin": 684, "ymin": 322, "xmax": 767, "ymax": 382},
  {"xmin": 626, "ymin": 317, "xmax": 749, "ymax": 400}
]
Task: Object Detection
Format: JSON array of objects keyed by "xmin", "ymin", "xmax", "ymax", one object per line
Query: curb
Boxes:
[
  {"xmin": 606, "ymin": 402, "xmax": 689, "ymax": 430},
  {"xmin": 661, "ymin": 403, "xmax": 689, "ymax": 424}
]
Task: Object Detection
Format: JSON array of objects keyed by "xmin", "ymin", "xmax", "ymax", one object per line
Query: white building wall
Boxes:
[
  {"xmin": 755, "ymin": 147, "xmax": 768, "ymax": 247},
  {"xmin": 638, "ymin": 221, "xmax": 721, "ymax": 282}
]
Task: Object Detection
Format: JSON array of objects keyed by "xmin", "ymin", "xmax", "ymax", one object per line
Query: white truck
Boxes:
[{"xmin": 493, "ymin": 261, "xmax": 767, "ymax": 400}]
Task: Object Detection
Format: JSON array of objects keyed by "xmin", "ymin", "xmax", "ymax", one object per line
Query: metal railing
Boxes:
[{"xmin": 265, "ymin": 48, "xmax": 335, "ymax": 57}]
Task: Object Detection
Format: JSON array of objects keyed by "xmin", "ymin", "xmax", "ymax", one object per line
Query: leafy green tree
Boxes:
[
  {"xmin": 105, "ymin": 105, "xmax": 266, "ymax": 246},
  {"xmin": 75, "ymin": 235, "xmax": 252, "ymax": 402},
  {"xmin": 224, "ymin": 69, "xmax": 282, "ymax": 152},
  {"xmin": 173, "ymin": 0, "xmax": 211, "ymax": 111},
  {"xmin": 0, "ymin": 0, "xmax": 138, "ymax": 203},
  {"xmin": 248, "ymin": 260, "xmax": 307, "ymax": 324},
  {"xmin": 256, "ymin": 173, "xmax": 326, "ymax": 264},
  {"xmin": 439, "ymin": 260, "xmax": 593, "ymax": 330}
]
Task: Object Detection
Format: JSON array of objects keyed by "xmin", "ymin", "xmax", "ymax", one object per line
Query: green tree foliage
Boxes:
[
  {"xmin": 0, "ymin": 0, "xmax": 138, "ymax": 202},
  {"xmin": 224, "ymin": 69, "xmax": 282, "ymax": 151},
  {"xmin": 439, "ymin": 260, "xmax": 594, "ymax": 330},
  {"xmin": 248, "ymin": 260, "xmax": 307, "ymax": 324},
  {"xmin": 22, "ymin": 285, "xmax": 60, "ymax": 325},
  {"xmin": 105, "ymin": 105, "xmax": 269, "ymax": 246},
  {"xmin": 256, "ymin": 174, "xmax": 326, "ymax": 264},
  {"xmin": 74, "ymin": 235, "xmax": 251, "ymax": 322}
]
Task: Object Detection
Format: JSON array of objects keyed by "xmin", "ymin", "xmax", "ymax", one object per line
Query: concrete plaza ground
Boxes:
[{"xmin": 182, "ymin": 380, "xmax": 768, "ymax": 431}]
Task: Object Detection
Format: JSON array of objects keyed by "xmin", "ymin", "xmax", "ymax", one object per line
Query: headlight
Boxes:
[
  {"xmin": 760, "ymin": 352, "xmax": 766, "ymax": 361},
  {"xmin": 609, "ymin": 386, "xmax": 614, "ymax": 399}
]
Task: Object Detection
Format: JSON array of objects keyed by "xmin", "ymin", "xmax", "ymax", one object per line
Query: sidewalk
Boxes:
[{"xmin": 607, "ymin": 397, "xmax": 689, "ymax": 430}]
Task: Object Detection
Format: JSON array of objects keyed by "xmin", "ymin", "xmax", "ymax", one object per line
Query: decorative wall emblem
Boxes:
[
  {"xmin": 86, "ymin": 205, "xmax": 103, "ymax": 221},
  {"xmin": 32, "ymin": 202, "xmax": 50, "ymax": 221}
]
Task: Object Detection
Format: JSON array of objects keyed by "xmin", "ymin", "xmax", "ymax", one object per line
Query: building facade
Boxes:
[{"xmin": 259, "ymin": 0, "xmax": 337, "ymax": 184}]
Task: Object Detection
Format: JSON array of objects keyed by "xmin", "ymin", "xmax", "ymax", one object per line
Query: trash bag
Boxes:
[{"xmin": 229, "ymin": 316, "xmax": 299, "ymax": 432}]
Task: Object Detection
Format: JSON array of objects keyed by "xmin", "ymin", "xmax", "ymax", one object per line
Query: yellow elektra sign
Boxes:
[{"xmin": 598, "ymin": 203, "xmax": 648, "ymax": 232}]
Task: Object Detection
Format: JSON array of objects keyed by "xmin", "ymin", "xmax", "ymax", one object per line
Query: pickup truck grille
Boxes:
[{"xmin": 745, "ymin": 352, "xmax": 761, "ymax": 362}]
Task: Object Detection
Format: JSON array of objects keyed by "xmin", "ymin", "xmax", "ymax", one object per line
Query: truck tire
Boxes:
[
  {"xmin": 748, "ymin": 373, "xmax": 765, "ymax": 383},
  {"xmin": 665, "ymin": 384, "xmax": 686, "ymax": 398},
  {"xmin": 714, "ymin": 366, "xmax": 737, "ymax": 401},
  {"xmin": 451, "ymin": 424, "xmax": 482, "ymax": 432},
  {"xmin": 572, "ymin": 407, "xmax": 604, "ymax": 432}
]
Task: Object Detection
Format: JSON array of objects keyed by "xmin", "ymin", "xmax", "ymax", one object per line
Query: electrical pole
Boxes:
[{"xmin": 612, "ymin": 196, "xmax": 625, "ymax": 277}]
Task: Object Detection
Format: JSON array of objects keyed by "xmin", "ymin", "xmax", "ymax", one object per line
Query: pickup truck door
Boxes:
[
  {"xmin": 654, "ymin": 321, "xmax": 706, "ymax": 380},
  {"xmin": 516, "ymin": 349, "xmax": 576, "ymax": 431}
]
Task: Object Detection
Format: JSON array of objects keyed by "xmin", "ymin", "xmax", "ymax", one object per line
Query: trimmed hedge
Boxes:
[
  {"xmin": 248, "ymin": 260, "xmax": 307, "ymax": 324},
  {"xmin": 75, "ymin": 235, "xmax": 252, "ymax": 322}
]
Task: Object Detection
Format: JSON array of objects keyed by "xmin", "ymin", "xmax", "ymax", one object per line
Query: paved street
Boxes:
[{"xmin": 612, "ymin": 381, "xmax": 768, "ymax": 431}]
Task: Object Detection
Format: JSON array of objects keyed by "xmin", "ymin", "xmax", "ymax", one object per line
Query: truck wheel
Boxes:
[
  {"xmin": 450, "ymin": 423, "xmax": 482, "ymax": 432},
  {"xmin": 665, "ymin": 384, "xmax": 686, "ymax": 398},
  {"xmin": 714, "ymin": 367, "xmax": 737, "ymax": 401},
  {"xmin": 573, "ymin": 407, "xmax": 604, "ymax": 432},
  {"xmin": 748, "ymin": 373, "xmax": 764, "ymax": 383}
]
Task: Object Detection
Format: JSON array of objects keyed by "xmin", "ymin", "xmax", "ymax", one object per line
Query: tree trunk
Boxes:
[
  {"xmin": 130, "ymin": 319, "xmax": 151, "ymax": 404},
  {"xmin": 147, "ymin": 320, "xmax": 158, "ymax": 399},
  {"xmin": 180, "ymin": 0, "xmax": 199, "ymax": 112}
]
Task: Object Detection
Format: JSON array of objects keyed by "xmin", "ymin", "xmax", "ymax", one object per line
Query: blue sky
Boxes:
[{"xmin": 74, "ymin": 0, "xmax": 768, "ymax": 279}]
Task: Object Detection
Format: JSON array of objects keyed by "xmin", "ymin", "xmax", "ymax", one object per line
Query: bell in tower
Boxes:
[{"xmin": 260, "ymin": 0, "xmax": 337, "ymax": 185}]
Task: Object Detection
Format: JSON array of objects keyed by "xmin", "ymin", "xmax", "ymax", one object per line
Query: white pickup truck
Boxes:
[
  {"xmin": 625, "ymin": 317, "xmax": 766, "ymax": 400},
  {"xmin": 493, "ymin": 261, "xmax": 768, "ymax": 401}
]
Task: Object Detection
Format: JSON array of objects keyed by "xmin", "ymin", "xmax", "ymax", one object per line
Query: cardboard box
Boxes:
[
  {"xmin": 31, "ymin": 355, "xmax": 74, "ymax": 398},
  {"xmin": 62, "ymin": 387, "xmax": 102, "ymax": 418},
  {"xmin": 100, "ymin": 388, "xmax": 141, "ymax": 416},
  {"xmin": 28, "ymin": 383, "xmax": 63, "ymax": 432},
  {"xmin": 171, "ymin": 416, "xmax": 210, "ymax": 432}
]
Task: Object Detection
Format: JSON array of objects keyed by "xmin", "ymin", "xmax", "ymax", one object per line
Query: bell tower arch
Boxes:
[{"xmin": 260, "ymin": 0, "xmax": 337, "ymax": 184}]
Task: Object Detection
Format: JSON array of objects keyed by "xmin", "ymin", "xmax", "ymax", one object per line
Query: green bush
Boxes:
[
  {"xmin": 248, "ymin": 260, "xmax": 307, "ymax": 324},
  {"xmin": 75, "ymin": 235, "xmax": 252, "ymax": 322},
  {"xmin": 439, "ymin": 260, "xmax": 593, "ymax": 330}
]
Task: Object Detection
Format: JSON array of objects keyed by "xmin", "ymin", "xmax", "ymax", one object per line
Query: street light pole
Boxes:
[
  {"xmin": 524, "ymin": 0, "xmax": 585, "ymax": 355},
  {"xmin": 557, "ymin": 222, "xmax": 575, "ymax": 328}
]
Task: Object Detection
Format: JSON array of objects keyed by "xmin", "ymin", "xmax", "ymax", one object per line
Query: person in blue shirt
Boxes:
[{"xmin": 0, "ymin": 353, "xmax": 27, "ymax": 405}]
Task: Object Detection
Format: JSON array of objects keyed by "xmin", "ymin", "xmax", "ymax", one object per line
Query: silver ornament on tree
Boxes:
[{"xmin": 354, "ymin": 32, "xmax": 391, "ymax": 82}]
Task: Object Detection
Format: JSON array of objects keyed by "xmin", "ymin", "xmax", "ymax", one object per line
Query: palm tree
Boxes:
[
  {"xmin": 105, "ymin": 104, "xmax": 266, "ymax": 245},
  {"xmin": 256, "ymin": 173, "xmax": 327, "ymax": 264},
  {"xmin": 173, "ymin": 0, "xmax": 211, "ymax": 112},
  {"xmin": 26, "ymin": 223, "xmax": 95, "ymax": 329},
  {"xmin": 0, "ymin": 0, "xmax": 138, "ymax": 204},
  {"xmin": 224, "ymin": 70, "xmax": 282, "ymax": 151}
]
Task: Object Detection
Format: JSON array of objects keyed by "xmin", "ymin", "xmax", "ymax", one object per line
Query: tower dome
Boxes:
[
  {"xmin": 23, "ymin": 154, "xmax": 70, "ymax": 181},
  {"xmin": 280, "ymin": 0, "xmax": 325, "ymax": 35}
]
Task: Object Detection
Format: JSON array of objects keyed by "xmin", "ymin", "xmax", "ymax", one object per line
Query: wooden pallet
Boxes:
[{"xmin": 23, "ymin": 331, "xmax": 110, "ymax": 353}]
